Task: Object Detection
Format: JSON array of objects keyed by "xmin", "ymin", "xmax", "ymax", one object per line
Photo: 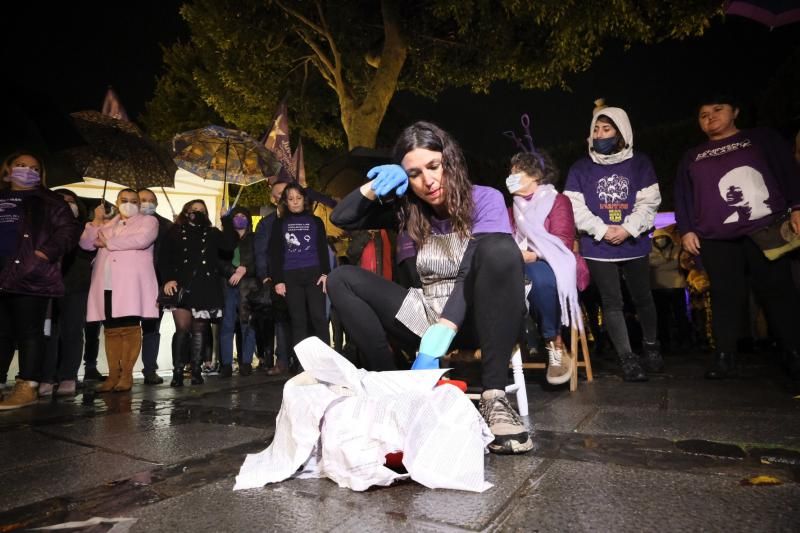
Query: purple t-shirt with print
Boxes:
[
  {"xmin": 565, "ymin": 152, "xmax": 658, "ymax": 260},
  {"xmin": 396, "ymin": 185, "xmax": 511, "ymax": 262},
  {"xmin": 280, "ymin": 213, "xmax": 320, "ymax": 270},
  {"xmin": 674, "ymin": 128, "xmax": 800, "ymax": 240}
]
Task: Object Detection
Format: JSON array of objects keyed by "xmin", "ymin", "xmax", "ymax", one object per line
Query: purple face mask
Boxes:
[
  {"xmin": 7, "ymin": 167, "xmax": 41, "ymax": 188},
  {"xmin": 232, "ymin": 215, "xmax": 249, "ymax": 230}
]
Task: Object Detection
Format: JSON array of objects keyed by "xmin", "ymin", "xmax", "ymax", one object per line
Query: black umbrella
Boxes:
[{"xmin": 66, "ymin": 110, "xmax": 177, "ymax": 197}]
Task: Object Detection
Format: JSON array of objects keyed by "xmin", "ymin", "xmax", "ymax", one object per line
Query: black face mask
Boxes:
[
  {"xmin": 592, "ymin": 136, "xmax": 619, "ymax": 155},
  {"xmin": 188, "ymin": 211, "xmax": 208, "ymax": 225}
]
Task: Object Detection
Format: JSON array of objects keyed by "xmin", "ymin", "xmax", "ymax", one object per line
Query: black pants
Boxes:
[
  {"xmin": 42, "ymin": 290, "xmax": 88, "ymax": 382},
  {"xmin": 700, "ymin": 236, "xmax": 799, "ymax": 353},
  {"xmin": 141, "ymin": 310, "xmax": 163, "ymax": 373},
  {"xmin": 0, "ymin": 293, "xmax": 49, "ymax": 382},
  {"xmin": 586, "ymin": 256, "xmax": 658, "ymax": 356},
  {"xmin": 83, "ymin": 321, "xmax": 102, "ymax": 371},
  {"xmin": 327, "ymin": 235, "xmax": 525, "ymax": 391},
  {"xmin": 652, "ymin": 288, "xmax": 692, "ymax": 351},
  {"xmin": 283, "ymin": 266, "xmax": 330, "ymax": 347}
]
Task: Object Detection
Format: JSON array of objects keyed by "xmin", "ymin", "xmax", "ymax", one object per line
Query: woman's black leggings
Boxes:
[
  {"xmin": 327, "ymin": 235, "xmax": 525, "ymax": 391},
  {"xmin": 283, "ymin": 266, "xmax": 330, "ymax": 347}
]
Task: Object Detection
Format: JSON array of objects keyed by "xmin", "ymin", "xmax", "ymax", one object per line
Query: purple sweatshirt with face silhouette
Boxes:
[{"xmin": 674, "ymin": 128, "xmax": 800, "ymax": 240}]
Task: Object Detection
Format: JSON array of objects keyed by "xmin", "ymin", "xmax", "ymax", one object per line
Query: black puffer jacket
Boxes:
[{"xmin": 0, "ymin": 187, "xmax": 81, "ymax": 297}]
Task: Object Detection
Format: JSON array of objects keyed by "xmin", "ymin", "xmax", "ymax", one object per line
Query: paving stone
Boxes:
[
  {"xmin": 581, "ymin": 408, "xmax": 800, "ymax": 448},
  {"xmin": 666, "ymin": 378, "xmax": 800, "ymax": 413},
  {"xmin": 272, "ymin": 454, "xmax": 544, "ymax": 531},
  {"xmin": 569, "ymin": 378, "xmax": 668, "ymax": 409},
  {"xmin": 40, "ymin": 422, "xmax": 269, "ymax": 464},
  {"xmin": 37, "ymin": 413, "xmax": 178, "ymax": 442},
  {"xmin": 0, "ymin": 429, "xmax": 92, "ymax": 473},
  {"xmin": 530, "ymin": 401, "xmax": 596, "ymax": 433},
  {"xmin": 1, "ymin": 451, "xmax": 154, "ymax": 512},
  {"xmin": 129, "ymin": 479, "xmax": 357, "ymax": 533},
  {"xmin": 501, "ymin": 459, "xmax": 800, "ymax": 532},
  {"xmin": 181, "ymin": 383, "xmax": 286, "ymax": 413}
]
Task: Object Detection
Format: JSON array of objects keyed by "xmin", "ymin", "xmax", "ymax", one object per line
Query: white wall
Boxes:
[{"xmin": 60, "ymin": 169, "xmax": 227, "ymax": 225}]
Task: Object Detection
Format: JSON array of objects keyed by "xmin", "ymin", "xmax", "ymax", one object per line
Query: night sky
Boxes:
[{"xmin": 4, "ymin": 2, "xmax": 799, "ymax": 163}]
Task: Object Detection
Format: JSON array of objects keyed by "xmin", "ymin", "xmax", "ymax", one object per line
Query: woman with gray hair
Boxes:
[{"xmin": 506, "ymin": 151, "xmax": 589, "ymax": 386}]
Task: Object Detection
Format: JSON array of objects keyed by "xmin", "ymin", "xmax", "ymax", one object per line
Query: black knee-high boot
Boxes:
[
  {"xmin": 190, "ymin": 331, "xmax": 205, "ymax": 385},
  {"xmin": 170, "ymin": 331, "xmax": 190, "ymax": 387}
]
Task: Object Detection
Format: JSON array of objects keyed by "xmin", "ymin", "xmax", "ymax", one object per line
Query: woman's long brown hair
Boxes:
[{"xmin": 392, "ymin": 122, "xmax": 474, "ymax": 246}]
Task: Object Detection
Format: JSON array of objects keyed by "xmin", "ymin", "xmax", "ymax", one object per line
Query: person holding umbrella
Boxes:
[
  {"xmin": 80, "ymin": 189, "xmax": 159, "ymax": 392},
  {"xmin": 138, "ymin": 188, "xmax": 173, "ymax": 385},
  {"xmin": 160, "ymin": 200, "xmax": 235, "ymax": 387},
  {"xmin": 0, "ymin": 151, "xmax": 81, "ymax": 410},
  {"xmin": 39, "ymin": 189, "xmax": 94, "ymax": 397}
]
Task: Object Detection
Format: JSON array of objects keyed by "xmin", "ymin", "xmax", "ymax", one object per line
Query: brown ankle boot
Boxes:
[
  {"xmin": 114, "ymin": 326, "xmax": 142, "ymax": 392},
  {"xmin": 97, "ymin": 328, "xmax": 123, "ymax": 392},
  {"xmin": 0, "ymin": 379, "xmax": 39, "ymax": 410}
]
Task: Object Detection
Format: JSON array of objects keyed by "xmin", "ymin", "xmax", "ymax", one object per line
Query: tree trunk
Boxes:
[{"xmin": 339, "ymin": 0, "xmax": 406, "ymax": 150}]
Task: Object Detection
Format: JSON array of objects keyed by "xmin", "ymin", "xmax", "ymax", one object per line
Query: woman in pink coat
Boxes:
[{"xmin": 80, "ymin": 188, "xmax": 158, "ymax": 392}]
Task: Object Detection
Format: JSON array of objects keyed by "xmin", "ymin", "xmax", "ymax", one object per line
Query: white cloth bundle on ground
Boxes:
[{"xmin": 234, "ymin": 337, "xmax": 494, "ymax": 492}]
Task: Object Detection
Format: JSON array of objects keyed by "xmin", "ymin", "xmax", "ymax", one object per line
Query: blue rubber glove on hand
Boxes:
[
  {"xmin": 411, "ymin": 353, "xmax": 440, "ymax": 370},
  {"xmin": 411, "ymin": 323, "xmax": 457, "ymax": 370},
  {"xmin": 367, "ymin": 164, "xmax": 409, "ymax": 198}
]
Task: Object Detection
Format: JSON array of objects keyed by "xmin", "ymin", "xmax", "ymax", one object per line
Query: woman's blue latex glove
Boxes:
[
  {"xmin": 411, "ymin": 323, "xmax": 457, "ymax": 370},
  {"xmin": 367, "ymin": 164, "xmax": 409, "ymax": 197},
  {"xmin": 411, "ymin": 353, "xmax": 439, "ymax": 370}
]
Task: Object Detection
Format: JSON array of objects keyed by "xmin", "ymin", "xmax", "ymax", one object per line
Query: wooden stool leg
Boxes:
[
  {"xmin": 569, "ymin": 325, "xmax": 578, "ymax": 392},
  {"xmin": 579, "ymin": 326, "xmax": 593, "ymax": 382}
]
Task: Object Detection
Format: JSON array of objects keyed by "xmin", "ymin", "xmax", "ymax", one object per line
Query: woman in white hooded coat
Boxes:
[{"xmin": 564, "ymin": 102, "xmax": 662, "ymax": 382}]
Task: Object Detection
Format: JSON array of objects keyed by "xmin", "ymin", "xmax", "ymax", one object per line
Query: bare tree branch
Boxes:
[{"xmin": 274, "ymin": 0, "xmax": 325, "ymax": 36}]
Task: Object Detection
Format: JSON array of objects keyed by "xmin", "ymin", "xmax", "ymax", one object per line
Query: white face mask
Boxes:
[
  {"xmin": 118, "ymin": 203, "xmax": 139, "ymax": 218},
  {"xmin": 505, "ymin": 173, "xmax": 523, "ymax": 194},
  {"xmin": 68, "ymin": 202, "xmax": 79, "ymax": 218},
  {"xmin": 140, "ymin": 202, "xmax": 157, "ymax": 215}
]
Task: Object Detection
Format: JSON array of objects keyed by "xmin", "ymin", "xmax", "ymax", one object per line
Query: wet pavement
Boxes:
[{"xmin": 1, "ymin": 351, "xmax": 799, "ymax": 532}]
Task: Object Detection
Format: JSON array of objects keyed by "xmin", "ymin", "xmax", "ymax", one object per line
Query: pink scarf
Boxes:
[{"xmin": 513, "ymin": 185, "xmax": 584, "ymax": 332}]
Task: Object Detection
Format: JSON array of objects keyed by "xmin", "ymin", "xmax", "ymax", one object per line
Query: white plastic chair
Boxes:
[{"xmin": 462, "ymin": 345, "xmax": 529, "ymax": 417}]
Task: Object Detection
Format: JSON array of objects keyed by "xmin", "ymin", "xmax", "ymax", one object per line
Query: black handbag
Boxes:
[
  {"xmin": 157, "ymin": 285, "xmax": 188, "ymax": 308},
  {"xmin": 157, "ymin": 265, "xmax": 199, "ymax": 308}
]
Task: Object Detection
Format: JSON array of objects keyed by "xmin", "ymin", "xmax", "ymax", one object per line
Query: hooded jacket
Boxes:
[{"xmin": 564, "ymin": 106, "xmax": 661, "ymax": 261}]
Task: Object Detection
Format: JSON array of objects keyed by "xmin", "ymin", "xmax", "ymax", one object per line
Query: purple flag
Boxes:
[
  {"xmin": 263, "ymin": 97, "xmax": 294, "ymax": 184},
  {"xmin": 101, "ymin": 87, "xmax": 129, "ymax": 121}
]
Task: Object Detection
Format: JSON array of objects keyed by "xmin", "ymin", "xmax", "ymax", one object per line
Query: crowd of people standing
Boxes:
[{"xmin": 1, "ymin": 95, "xmax": 798, "ymax": 457}]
